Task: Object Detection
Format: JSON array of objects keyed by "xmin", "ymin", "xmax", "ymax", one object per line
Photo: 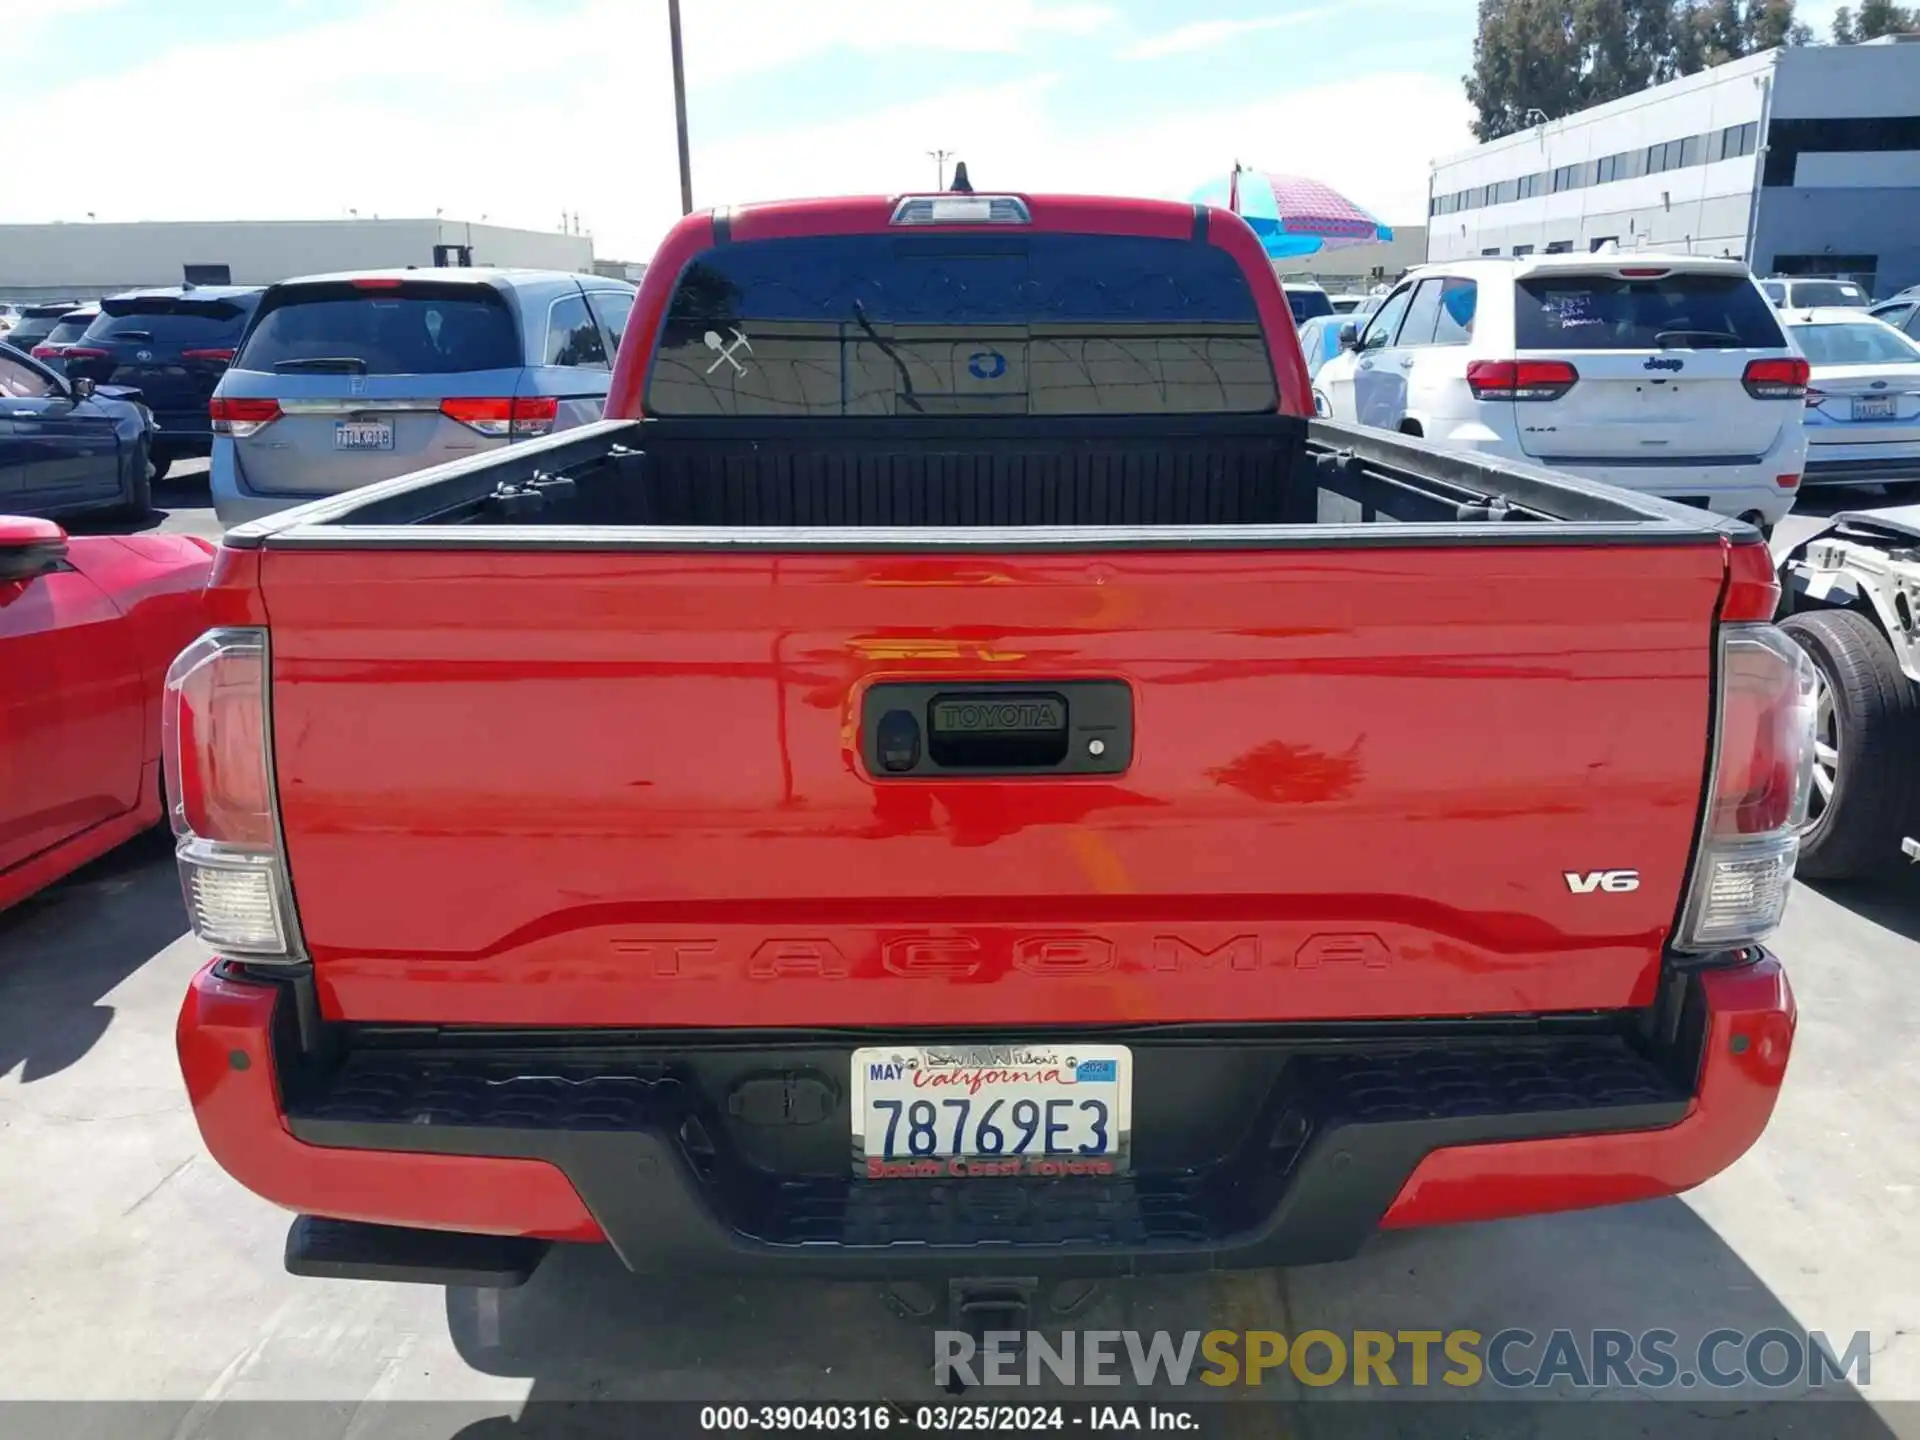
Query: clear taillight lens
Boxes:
[
  {"xmin": 163, "ymin": 628, "xmax": 304, "ymax": 961},
  {"xmin": 1675, "ymin": 624, "xmax": 1817, "ymax": 951}
]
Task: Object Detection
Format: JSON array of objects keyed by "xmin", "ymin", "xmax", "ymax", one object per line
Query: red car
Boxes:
[
  {"xmin": 1, "ymin": 516, "xmax": 212, "ymax": 912},
  {"xmin": 171, "ymin": 192, "xmax": 1809, "ymax": 1298}
]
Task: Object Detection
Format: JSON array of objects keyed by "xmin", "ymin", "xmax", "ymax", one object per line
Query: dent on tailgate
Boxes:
[{"xmin": 259, "ymin": 538, "xmax": 1725, "ymax": 1029}]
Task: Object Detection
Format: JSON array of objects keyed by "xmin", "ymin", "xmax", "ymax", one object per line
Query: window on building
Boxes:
[
  {"xmin": 1623, "ymin": 147, "xmax": 1647, "ymax": 180},
  {"xmin": 1680, "ymin": 134, "xmax": 1706, "ymax": 168},
  {"xmin": 1589, "ymin": 235, "xmax": 1619, "ymax": 251},
  {"xmin": 1545, "ymin": 240, "xmax": 1574, "ymax": 254},
  {"xmin": 1481, "ymin": 247, "xmax": 1501, "ymax": 256},
  {"xmin": 1595, "ymin": 155, "xmax": 1615, "ymax": 184},
  {"xmin": 1511, "ymin": 244, "xmax": 1535, "ymax": 256},
  {"xmin": 1736, "ymin": 122, "xmax": 1758, "ymax": 156},
  {"xmin": 1496, "ymin": 178, "xmax": 1518, "ymax": 205}
]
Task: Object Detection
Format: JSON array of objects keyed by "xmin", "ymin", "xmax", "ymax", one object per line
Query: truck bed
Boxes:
[{"xmin": 232, "ymin": 414, "xmax": 1731, "ymax": 542}]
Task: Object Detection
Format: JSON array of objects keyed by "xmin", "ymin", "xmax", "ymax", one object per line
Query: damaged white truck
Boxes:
[{"xmin": 1779, "ymin": 504, "xmax": 1920, "ymax": 878}]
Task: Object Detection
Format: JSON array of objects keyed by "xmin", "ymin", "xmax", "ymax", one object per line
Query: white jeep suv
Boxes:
[{"xmin": 1313, "ymin": 254, "xmax": 1810, "ymax": 531}]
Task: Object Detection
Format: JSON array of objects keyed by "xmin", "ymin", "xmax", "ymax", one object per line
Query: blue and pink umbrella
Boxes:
[{"xmin": 1189, "ymin": 168, "xmax": 1393, "ymax": 260}]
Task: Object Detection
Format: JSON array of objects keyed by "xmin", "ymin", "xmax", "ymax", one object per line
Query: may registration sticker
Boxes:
[{"xmin": 849, "ymin": 1043, "xmax": 1132, "ymax": 1179}]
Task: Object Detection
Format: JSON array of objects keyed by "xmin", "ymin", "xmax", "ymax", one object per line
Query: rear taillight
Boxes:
[
  {"xmin": 61, "ymin": 346, "xmax": 109, "ymax": 361},
  {"xmin": 182, "ymin": 347, "xmax": 236, "ymax": 363},
  {"xmin": 1673, "ymin": 622, "xmax": 1817, "ymax": 953},
  {"xmin": 163, "ymin": 629, "xmax": 304, "ymax": 961},
  {"xmin": 1465, "ymin": 359, "xmax": 1578, "ymax": 401},
  {"xmin": 440, "ymin": 395, "xmax": 558, "ymax": 438},
  {"xmin": 1742, "ymin": 357, "xmax": 1809, "ymax": 400},
  {"xmin": 30, "ymin": 344, "xmax": 62, "ymax": 358},
  {"xmin": 210, "ymin": 396, "xmax": 281, "ymax": 437}
]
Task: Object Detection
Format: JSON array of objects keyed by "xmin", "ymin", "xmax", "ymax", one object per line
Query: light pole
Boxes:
[
  {"xmin": 927, "ymin": 149, "xmax": 953, "ymax": 190},
  {"xmin": 670, "ymin": 0, "xmax": 694, "ymax": 214}
]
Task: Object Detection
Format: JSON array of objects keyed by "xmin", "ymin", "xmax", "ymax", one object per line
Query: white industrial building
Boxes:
[
  {"xmin": 0, "ymin": 218, "xmax": 597, "ymax": 302},
  {"xmin": 1427, "ymin": 36, "xmax": 1920, "ymax": 297}
]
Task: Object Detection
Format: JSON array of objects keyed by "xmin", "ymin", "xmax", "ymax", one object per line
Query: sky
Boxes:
[{"xmin": 0, "ymin": 0, "xmax": 1846, "ymax": 264}]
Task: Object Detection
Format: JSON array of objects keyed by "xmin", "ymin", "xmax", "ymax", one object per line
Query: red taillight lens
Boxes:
[
  {"xmin": 210, "ymin": 396, "xmax": 281, "ymax": 437},
  {"xmin": 61, "ymin": 346, "xmax": 109, "ymax": 361},
  {"xmin": 164, "ymin": 628, "xmax": 302, "ymax": 959},
  {"xmin": 511, "ymin": 395, "xmax": 559, "ymax": 436},
  {"xmin": 1675, "ymin": 623, "xmax": 1817, "ymax": 952},
  {"xmin": 1775, "ymin": 473, "xmax": 1801, "ymax": 490},
  {"xmin": 441, "ymin": 395, "xmax": 559, "ymax": 438},
  {"xmin": 164, "ymin": 630, "xmax": 272, "ymax": 847},
  {"xmin": 351, "ymin": 277, "xmax": 405, "ymax": 290},
  {"xmin": 1709, "ymin": 629, "xmax": 1818, "ymax": 838},
  {"xmin": 30, "ymin": 344, "xmax": 61, "ymax": 358},
  {"xmin": 1465, "ymin": 359, "xmax": 1579, "ymax": 401},
  {"xmin": 182, "ymin": 347, "xmax": 236, "ymax": 363},
  {"xmin": 1742, "ymin": 357, "xmax": 1809, "ymax": 400}
]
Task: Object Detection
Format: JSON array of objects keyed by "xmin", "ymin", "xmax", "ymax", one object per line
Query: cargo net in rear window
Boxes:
[{"xmin": 645, "ymin": 233, "xmax": 1279, "ymax": 417}]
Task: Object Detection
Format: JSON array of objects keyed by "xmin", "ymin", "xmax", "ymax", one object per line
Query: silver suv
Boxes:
[{"xmin": 209, "ymin": 268, "xmax": 636, "ymax": 526}]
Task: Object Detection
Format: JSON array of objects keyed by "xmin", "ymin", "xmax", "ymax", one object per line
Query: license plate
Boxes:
[
  {"xmin": 1852, "ymin": 396, "xmax": 1897, "ymax": 421},
  {"xmin": 334, "ymin": 420, "xmax": 393, "ymax": 450},
  {"xmin": 851, "ymin": 1043, "xmax": 1131, "ymax": 1178}
]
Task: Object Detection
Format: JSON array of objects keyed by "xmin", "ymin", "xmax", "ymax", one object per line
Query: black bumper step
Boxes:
[
  {"xmin": 280, "ymin": 1030, "xmax": 1691, "ymax": 1276},
  {"xmin": 285, "ymin": 1214, "xmax": 548, "ymax": 1288}
]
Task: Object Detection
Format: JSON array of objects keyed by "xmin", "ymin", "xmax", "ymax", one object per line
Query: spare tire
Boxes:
[{"xmin": 1780, "ymin": 608, "xmax": 1920, "ymax": 880}]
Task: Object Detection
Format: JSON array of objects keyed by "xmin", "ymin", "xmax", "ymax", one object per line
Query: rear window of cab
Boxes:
[{"xmin": 644, "ymin": 232, "xmax": 1278, "ymax": 416}]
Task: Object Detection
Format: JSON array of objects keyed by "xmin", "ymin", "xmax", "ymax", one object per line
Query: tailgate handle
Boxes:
[{"xmin": 862, "ymin": 680, "xmax": 1132, "ymax": 779}]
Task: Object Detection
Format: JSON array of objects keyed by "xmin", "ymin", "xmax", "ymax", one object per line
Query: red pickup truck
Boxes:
[{"xmin": 173, "ymin": 192, "xmax": 1812, "ymax": 1295}]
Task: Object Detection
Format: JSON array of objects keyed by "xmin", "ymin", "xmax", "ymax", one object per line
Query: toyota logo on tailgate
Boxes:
[{"xmin": 136, "ymin": 349, "xmax": 153, "ymax": 361}]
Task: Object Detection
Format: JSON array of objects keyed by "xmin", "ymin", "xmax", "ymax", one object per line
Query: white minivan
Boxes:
[{"xmin": 1313, "ymin": 254, "xmax": 1810, "ymax": 532}]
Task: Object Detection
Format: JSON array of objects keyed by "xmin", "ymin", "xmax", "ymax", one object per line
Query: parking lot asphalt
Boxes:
[{"xmin": 7, "ymin": 465, "xmax": 1917, "ymax": 1435}]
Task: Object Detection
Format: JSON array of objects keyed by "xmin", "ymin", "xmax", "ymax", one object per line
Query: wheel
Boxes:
[
  {"xmin": 109, "ymin": 437, "xmax": 154, "ymax": 521},
  {"xmin": 148, "ymin": 451, "xmax": 172, "ymax": 483},
  {"xmin": 1780, "ymin": 609, "xmax": 1920, "ymax": 880},
  {"xmin": 114, "ymin": 437, "xmax": 153, "ymax": 520}
]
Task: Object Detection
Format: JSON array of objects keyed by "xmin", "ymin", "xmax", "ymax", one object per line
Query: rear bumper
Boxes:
[
  {"xmin": 1445, "ymin": 430, "xmax": 1806, "ymax": 524},
  {"xmin": 1801, "ymin": 452, "xmax": 1920, "ymax": 487},
  {"xmin": 178, "ymin": 955, "xmax": 1794, "ymax": 1281},
  {"xmin": 209, "ymin": 443, "xmax": 325, "ymax": 526}
]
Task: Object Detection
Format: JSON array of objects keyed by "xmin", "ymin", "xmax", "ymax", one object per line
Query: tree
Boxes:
[
  {"xmin": 1832, "ymin": 0, "xmax": 1917, "ymax": 41},
  {"xmin": 1466, "ymin": 0, "xmax": 1811, "ymax": 137}
]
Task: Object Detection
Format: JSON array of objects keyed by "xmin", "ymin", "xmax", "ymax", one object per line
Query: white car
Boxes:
[
  {"xmin": 1761, "ymin": 276, "xmax": 1871, "ymax": 310},
  {"xmin": 1314, "ymin": 254, "xmax": 1811, "ymax": 531},
  {"xmin": 1780, "ymin": 307, "xmax": 1920, "ymax": 492}
]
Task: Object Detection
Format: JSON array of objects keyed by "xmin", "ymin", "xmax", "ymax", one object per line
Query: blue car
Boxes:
[
  {"xmin": 1295, "ymin": 312, "xmax": 1353, "ymax": 380},
  {"xmin": 63, "ymin": 285, "xmax": 264, "ymax": 480},
  {"xmin": 0, "ymin": 343, "xmax": 158, "ymax": 518},
  {"xmin": 210, "ymin": 268, "xmax": 637, "ymax": 526}
]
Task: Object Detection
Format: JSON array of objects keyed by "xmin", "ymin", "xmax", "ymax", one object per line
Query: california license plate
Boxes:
[
  {"xmin": 850, "ymin": 1043, "xmax": 1131, "ymax": 1179},
  {"xmin": 335, "ymin": 420, "xmax": 393, "ymax": 450},
  {"xmin": 1851, "ymin": 396, "xmax": 1897, "ymax": 421}
]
